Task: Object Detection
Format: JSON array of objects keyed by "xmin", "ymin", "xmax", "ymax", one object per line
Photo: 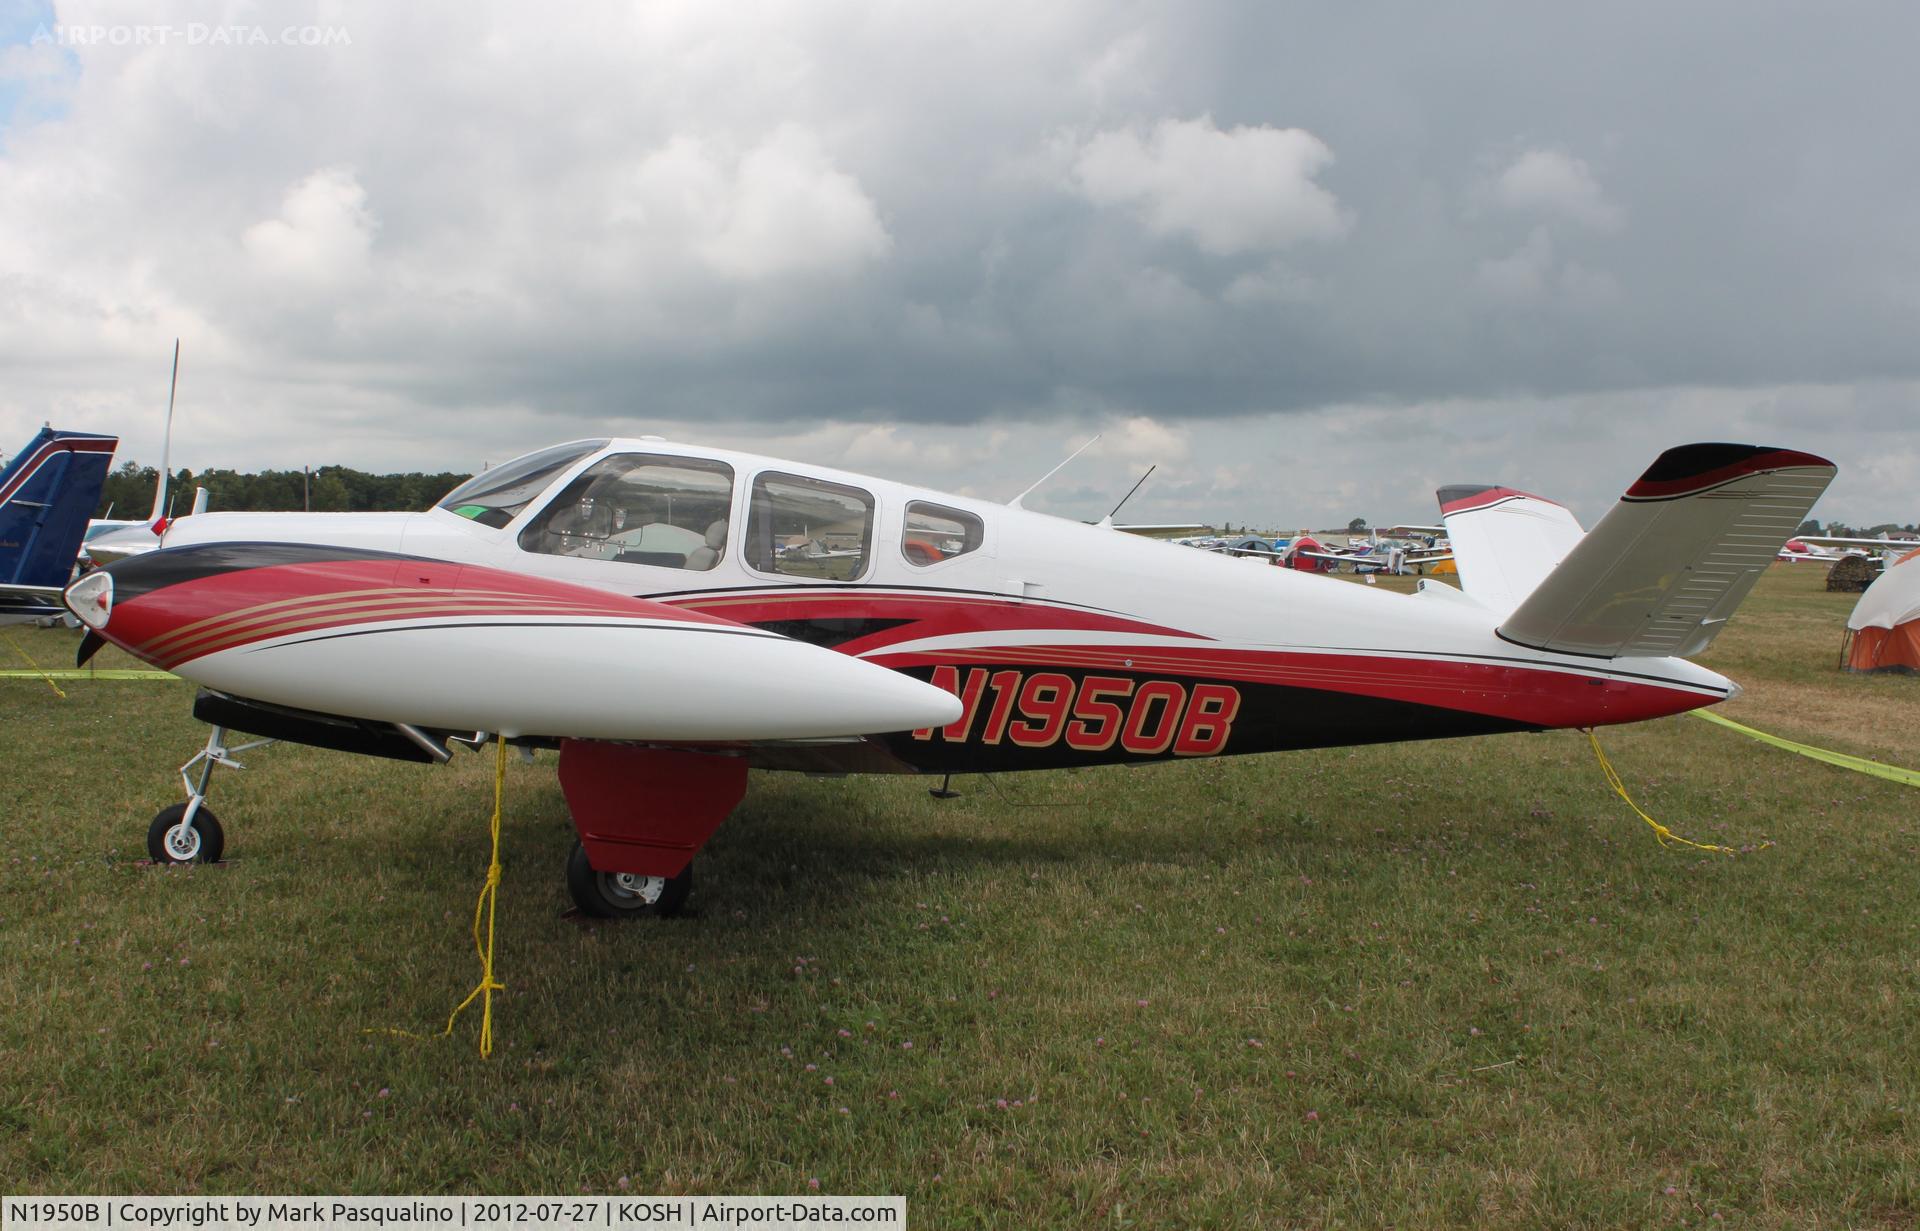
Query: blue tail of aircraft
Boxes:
[{"xmin": 0, "ymin": 427, "xmax": 119, "ymax": 588}]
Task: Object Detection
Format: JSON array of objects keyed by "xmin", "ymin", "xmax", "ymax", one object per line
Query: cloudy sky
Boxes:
[{"xmin": 2, "ymin": 1, "xmax": 1916, "ymax": 529}]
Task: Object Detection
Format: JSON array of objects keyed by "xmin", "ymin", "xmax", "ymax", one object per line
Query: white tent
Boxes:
[{"xmin": 1844, "ymin": 547, "xmax": 1920, "ymax": 673}]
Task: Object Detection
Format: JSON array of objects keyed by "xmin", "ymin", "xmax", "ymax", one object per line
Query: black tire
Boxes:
[
  {"xmin": 565, "ymin": 841, "xmax": 691, "ymax": 919},
  {"xmin": 147, "ymin": 803, "xmax": 225, "ymax": 864}
]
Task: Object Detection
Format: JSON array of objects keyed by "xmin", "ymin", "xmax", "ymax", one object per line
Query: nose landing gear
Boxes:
[{"xmin": 144, "ymin": 725, "xmax": 275, "ymax": 865}]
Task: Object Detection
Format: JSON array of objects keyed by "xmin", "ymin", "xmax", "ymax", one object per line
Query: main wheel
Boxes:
[
  {"xmin": 147, "ymin": 803, "xmax": 225, "ymax": 864},
  {"xmin": 565, "ymin": 841, "xmax": 692, "ymax": 919}
]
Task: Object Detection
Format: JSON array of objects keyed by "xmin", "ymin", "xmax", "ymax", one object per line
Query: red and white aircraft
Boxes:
[
  {"xmin": 66, "ymin": 439, "xmax": 1835, "ymax": 917},
  {"xmin": 1777, "ymin": 534, "xmax": 1918, "ymax": 564}
]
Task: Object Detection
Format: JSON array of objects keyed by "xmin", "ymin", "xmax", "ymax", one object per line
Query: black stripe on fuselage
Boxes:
[
  {"xmin": 102, "ymin": 542, "xmax": 422, "ymax": 604},
  {"xmin": 878, "ymin": 665, "xmax": 1541, "ymax": 773}
]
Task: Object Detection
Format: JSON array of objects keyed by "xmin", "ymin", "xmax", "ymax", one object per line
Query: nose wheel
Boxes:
[
  {"xmin": 146, "ymin": 801, "xmax": 224, "ymax": 864},
  {"xmin": 143, "ymin": 725, "xmax": 275, "ymax": 866},
  {"xmin": 564, "ymin": 841, "xmax": 692, "ymax": 918}
]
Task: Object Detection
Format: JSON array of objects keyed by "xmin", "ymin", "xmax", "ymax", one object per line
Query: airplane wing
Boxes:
[
  {"xmin": 1498, "ymin": 444, "xmax": 1836, "ymax": 658},
  {"xmin": 81, "ymin": 522, "xmax": 168, "ymax": 564},
  {"xmin": 1111, "ymin": 522, "xmax": 1216, "ymax": 537},
  {"xmin": 0, "ymin": 581, "xmax": 69, "ymax": 624}
]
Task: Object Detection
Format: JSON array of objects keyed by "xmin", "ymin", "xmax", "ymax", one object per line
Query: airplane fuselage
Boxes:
[{"xmin": 150, "ymin": 437, "xmax": 1733, "ymax": 774}]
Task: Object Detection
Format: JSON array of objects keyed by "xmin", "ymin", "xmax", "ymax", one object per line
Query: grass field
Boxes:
[{"xmin": 2, "ymin": 564, "xmax": 1915, "ymax": 1227}]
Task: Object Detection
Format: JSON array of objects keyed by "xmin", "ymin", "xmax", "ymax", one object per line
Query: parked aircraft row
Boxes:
[{"xmin": 1171, "ymin": 529, "xmax": 1452, "ymax": 576}]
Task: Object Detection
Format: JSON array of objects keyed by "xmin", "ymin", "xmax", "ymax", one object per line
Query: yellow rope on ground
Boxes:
[
  {"xmin": 370, "ymin": 736, "xmax": 509, "ymax": 1057},
  {"xmin": 1692, "ymin": 709, "xmax": 1920, "ymax": 789},
  {"xmin": 1586, "ymin": 729, "xmax": 1746, "ymax": 857},
  {"xmin": 3, "ymin": 631, "xmax": 65, "ymax": 698}
]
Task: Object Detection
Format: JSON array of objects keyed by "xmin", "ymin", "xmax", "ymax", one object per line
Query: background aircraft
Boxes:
[
  {"xmin": 0, "ymin": 426, "xmax": 118, "ymax": 623},
  {"xmin": 71, "ymin": 438, "xmax": 1833, "ymax": 919},
  {"xmin": 1777, "ymin": 534, "xmax": 1919, "ymax": 566}
]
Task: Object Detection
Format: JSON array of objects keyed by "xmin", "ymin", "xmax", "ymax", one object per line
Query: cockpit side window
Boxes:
[
  {"xmin": 744, "ymin": 472, "xmax": 875, "ymax": 582},
  {"xmin": 902, "ymin": 501, "xmax": 985, "ymax": 567},
  {"xmin": 518, "ymin": 454, "xmax": 735, "ymax": 571},
  {"xmin": 438, "ymin": 440, "xmax": 609, "ymax": 529}
]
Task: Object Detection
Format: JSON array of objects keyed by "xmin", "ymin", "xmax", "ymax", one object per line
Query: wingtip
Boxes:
[{"xmin": 1626, "ymin": 443, "xmax": 1836, "ymax": 501}]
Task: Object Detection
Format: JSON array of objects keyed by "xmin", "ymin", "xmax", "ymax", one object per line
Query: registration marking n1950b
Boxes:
[{"xmin": 912, "ymin": 665, "xmax": 1241, "ymax": 756}]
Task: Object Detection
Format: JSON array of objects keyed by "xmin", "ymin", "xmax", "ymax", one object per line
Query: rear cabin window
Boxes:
[
  {"xmin": 744, "ymin": 472, "xmax": 875, "ymax": 582},
  {"xmin": 902, "ymin": 501, "xmax": 984, "ymax": 567},
  {"xmin": 518, "ymin": 454, "xmax": 735, "ymax": 571}
]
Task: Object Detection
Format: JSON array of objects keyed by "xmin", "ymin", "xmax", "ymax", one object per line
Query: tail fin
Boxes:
[
  {"xmin": 1497, "ymin": 443, "xmax": 1835, "ymax": 659},
  {"xmin": 1436, "ymin": 485, "xmax": 1585, "ymax": 615},
  {"xmin": 0, "ymin": 427, "xmax": 118, "ymax": 588}
]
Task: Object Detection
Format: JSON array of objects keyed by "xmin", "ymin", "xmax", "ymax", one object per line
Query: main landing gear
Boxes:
[
  {"xmin": 564, "ymin": 841, "xmax": 693, "ymax": 918},
  {"xmin": 556, "ymin": 742, "xmax": 748, "ymax": 923},
  {"xmin": 145, "ymin": 725, "xmax": 274, "ymax": 865}
]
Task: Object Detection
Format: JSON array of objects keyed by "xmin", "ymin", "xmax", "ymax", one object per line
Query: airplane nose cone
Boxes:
[{"xmin": 64, "ymin": 569, "xmax": 113, "ymax": 630}]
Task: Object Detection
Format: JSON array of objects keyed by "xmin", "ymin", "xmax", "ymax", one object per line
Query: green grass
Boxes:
[{"xmin": 2, "ymin": 565, "xmax": 1917, "ymax": 1227}]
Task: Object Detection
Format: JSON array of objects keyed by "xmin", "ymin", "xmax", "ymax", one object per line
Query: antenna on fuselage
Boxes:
[
  {"xmin": 149, "ymin": 338, "xmax": 180, "ymax": 523},
  {"xmin": 1095, "ymin": 464, "xmax": 1157, "ymax": 530},
  {"xmin": 1008, "ymin": 434, "xmax": 1101, "ymax": 510}
]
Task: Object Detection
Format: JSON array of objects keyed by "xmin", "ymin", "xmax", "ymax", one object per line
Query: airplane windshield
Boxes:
[{"xmin": 438, "ymin": 440, "xmax": 608, "ymax": 529}]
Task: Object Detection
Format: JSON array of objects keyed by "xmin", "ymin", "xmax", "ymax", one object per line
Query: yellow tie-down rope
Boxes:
[
  {"xmin": 373, "ymin": 736, "xmax": 509, "ymax": 1057},
  {"xmin": 1692, "ymin": 710, "xmax": 1920, "ymax": 789},
  {"xmin": 1585, "ymin": 729, "xmax": 1750, "ymax": 856},
  {"xmin": 4, "ymin": 631, "xmax": 65, "ymax": 698}
]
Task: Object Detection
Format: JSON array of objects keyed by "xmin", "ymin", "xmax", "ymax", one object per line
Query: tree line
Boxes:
[
  {"xmin": 95, "ymin": 462, "xmax": 474, "ymax": 518},
  {"xmin": 1797, "ymin": 518, "xmax": 1918, "ymax": 538}
]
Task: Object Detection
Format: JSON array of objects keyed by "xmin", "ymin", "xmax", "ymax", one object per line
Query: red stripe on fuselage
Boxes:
[
  {"xmin": 105, "ymin": 556, "xmax": 746, "ymax": 670},
  {"xmin": 671, "ymin": 589, "xmax": 1200, "ymax": 655},
  {"xmin": 869, "ymin": 643, "xmax": 1717, "ymax": 730}
]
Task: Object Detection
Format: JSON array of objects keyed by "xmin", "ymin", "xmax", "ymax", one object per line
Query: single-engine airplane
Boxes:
[
  {"xmin": 0, "ymin": 426, "xmax": 119, "ymax": 624},
  {"xmin": 67, "ymin": 438, "xmax": 1834, "ymax": 917}
]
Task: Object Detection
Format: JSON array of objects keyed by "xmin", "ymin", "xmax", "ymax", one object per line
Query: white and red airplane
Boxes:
[
  {"xmin": 1777, "ymin": 534, "xmax": 1918, "ymax": 564},
  {"xmin": 66, "ymin": 438, "xmax": 1834, "ymax": 917}
]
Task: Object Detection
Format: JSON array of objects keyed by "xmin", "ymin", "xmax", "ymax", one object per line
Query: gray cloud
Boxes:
[{"xmin": 0, "ymin": 0, "xmax": 1915, "ymax": 526}]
